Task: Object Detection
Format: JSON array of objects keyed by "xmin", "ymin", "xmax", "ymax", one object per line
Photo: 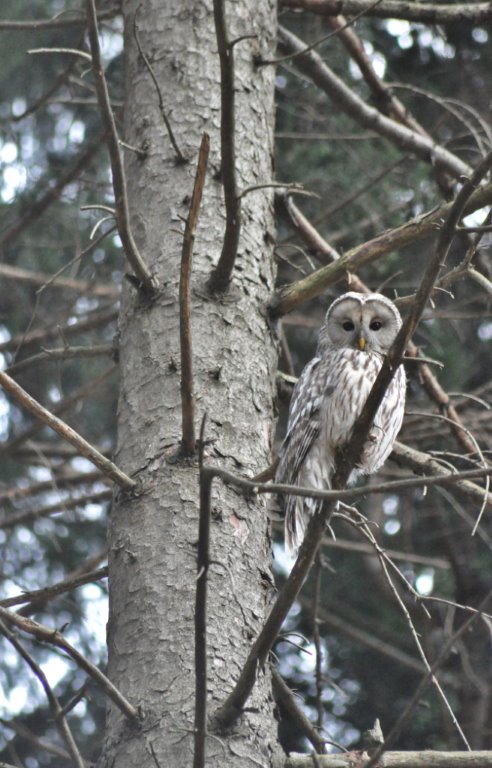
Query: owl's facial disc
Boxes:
[{"xmin": 324, "ymin": 294, "xmax": 401, "ymax": 354}]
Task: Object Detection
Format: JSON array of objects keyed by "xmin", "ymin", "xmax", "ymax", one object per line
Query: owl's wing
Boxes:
[{"xmin": 277, "ymin": 357, "xmax": 332, "ymax": 485}]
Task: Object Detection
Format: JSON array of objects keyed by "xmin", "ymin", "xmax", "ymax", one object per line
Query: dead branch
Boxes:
[
  {"xmin": 180, "ymin": 134, "xmax": 210, "ymax": 455},
  {"xmin": 85, "ymin": 0, "xmax": 156, "ymax": 295},
  {"xmin": 0, "ymin": 370, "xmax": 136, "ymax": 491},
  {"xmin": 208, "ymin": 0, "xmax": 242, "ymax": 292},
  {"xmin": 0, "ymin": 620, "xmax": 86, "ymax": 768},
  {"xmin": 363, "ymin": 587, "xmax": 492, "ymax": 768},
  {"xmin": 0, "ymin": 469, "xmax": 107, "ymax": 504},
  {"xmin": 7, "ymin": 344, "xmax": 115, "ymax": 376},
  {"xmin": 0, "ymin": 717, "xmax": 80, "ymax": 765},
  {"xmin": 277, "ymin": 26, "xmax": 471, "ymax": 181},
  {"xmin": 269, "ymin": 181, "xmax": 492, "ymax": 317},
  {"xmin": 271, "ymin": 667, "xmax": 329, "ymax": 754},
  {"xmin": 280, "ymin": 0, "xmax": 492, "ymax": 25},
  {"xmin": 0, "ymin": 566, "xmax": 108, "ymax": 610},
  {"xmin": 0, "ymin": 7, "xmax": 119, "ymax": 31},
  {"xmin": 285, "ymin": 751, "xmax": 492, "ymax": 767},
  {"xmin": 0, "ymin": 606, "xmax": 140, "ymax": 724},
  {"xmin": 391, "ymin": 442, "xmax": 492, "ymax": 513},
  {"xmin": 1, "ymin": 365, "xmax": 117, "ymax": 455},
  {"xmin": 0, "ymin": 264, "xmax": 118, "ymax": 298},
  {"xmin": 0, "ymin": 307, "xmax": 118, "ymax": 355},
  {"xmin": 207, "ymin": 462, "xmax": 492, "ymax": 507},
  {"xmin": 0, "ymin": 489, "xmax": 112, "ymax": 530}
]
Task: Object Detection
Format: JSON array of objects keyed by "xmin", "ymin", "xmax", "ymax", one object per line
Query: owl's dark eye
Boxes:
[
  {"xmin": 370, "ymin": 320, "xmax": 382, "ymax": 331},
  {"xmin": 342, "ymin": 320, "xmax": 355, "ymax": 332}
]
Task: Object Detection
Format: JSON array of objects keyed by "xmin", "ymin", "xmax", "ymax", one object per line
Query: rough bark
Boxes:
[{"xmin": 97, "ymin": 2, "xmax": 280, "ymax": 767}]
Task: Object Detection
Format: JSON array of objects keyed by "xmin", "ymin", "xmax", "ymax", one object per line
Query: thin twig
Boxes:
[
  {"xmin": 362, "ymin": 587, "xmax": 492, "ymax": 768},
  {"xmin": 194, "ymin": 414, "xmax": 211, "ymax": 768},
  {"xmin": 133, "ymin": 5, "xmax": 186, "ymax": 164},
  {"xmin": 353, "ymin": 516, "xmax": 470, "ymax": 751},
  {"xmin": 0, "ymin": 489, "xmax": 112, "ymax": 530},
  {"xmin": 0, "ymin": 620, "xmax": 86, "ymax": 768},
  {"xmin": 0, "ymin": 370, "xmax": 136, "ymax": 491},
  {"xmin": 0, "ymin": 567, "xmax": 107, "ymax": 609},
  {"xmin": 261, "ymin": 0, "xmax": 384, "ymax": 66},
  {"xmin": 0, "ymin": 7, "xmax": 119, "ymax": 31},
  {"xmin": 7, "ymin": 344, "xmax": 115, "ymax": 376},
  {"xmin": 0, "ymin": 606, "xmax": 140, "ymax": 724},
  {"xmin": 208, "ymin": 0, "xmax": 242, "ymax": 292},
  {"xmin": 180, "ymin": 134, "xmax": 210, "ymax": 455},
  {"xmin": 312, "ymin": 552, "xmax": 324, "ymax": 733},
  {"xmin": 204, "ymin": 462, "xmax": 492, "ymax": 507},
  {"xmin": 85, "ymin": 0, "xmax": 156, "ymax": 295}
]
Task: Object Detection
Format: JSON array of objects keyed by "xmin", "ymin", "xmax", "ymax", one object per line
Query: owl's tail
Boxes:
[{"xmin": 284, "ymin": 495, "xmax": 323, "ymax": 555}]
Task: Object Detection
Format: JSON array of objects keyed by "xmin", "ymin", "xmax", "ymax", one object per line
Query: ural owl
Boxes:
[{"xmin": 276, "ymin": 292, "xmax": 406, "ymax": 553}]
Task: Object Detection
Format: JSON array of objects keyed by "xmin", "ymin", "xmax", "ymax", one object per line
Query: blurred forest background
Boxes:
[{"xmin": 1, "ymin": 0, "xmax": 491, "ymax": 765}]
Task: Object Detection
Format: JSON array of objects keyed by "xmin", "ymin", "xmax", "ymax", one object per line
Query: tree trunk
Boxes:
[{"xmin": 97, "ymin": 1, "xmax": 280, "ymax": 766}]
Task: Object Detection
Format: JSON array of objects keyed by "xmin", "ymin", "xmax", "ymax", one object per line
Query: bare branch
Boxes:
[
  {"xmin": 0, "ymin": 7, "xmax": 119, "ymax": 31},
  {"xmin": 277, "ymin": 26, "xmax": 471, "ymax": 181},
  {"xmin": 0, "ymin": 606, "xmax": 140, "ymax": 724},
  {"xmin": 0, "ymin": 264, "xmax": 119, "ymax": 297},
  {"xmin": 0, "ymin": 307, "xmax": 118, "ymax": 355},
  {"xmin": 1, "ymin": 365, "xmax": 117, "ymax": 455},
  {"xmin": 0, "ymin": 469, "xmax": 107, "ymax": 504},
  {"xmin": 85, "ymin": 0, "xmax": 156, "ymax": 295},
  {"xmin": 0, "ymin": 620, "xmax": 86, "ymax": 768},
  {"xmin": 269, "ymin": 180, "xmax": 492, "ymax": 317},
  {"xmin": 0, "ymin": 567, "xmax": 108, "ymax": 610},
  {"xmin": 280, "ymin": 0, "xmax": 492, "ymax": 25},
  {"xmin": 207, "ymin": 456, "xmax": 492, "ymax": 506},
  {"xmin": 180, "ymin": 134, "xmax": 210, "ymax": 455},
  {"xmin": 0, "ymin": 489, "xmax": 112, "ymax": 531},
  {"xmin": 6, "ymin": 344, "xmax": 115, "ymax": 376},
  {"xmin": 0, "ymin": 370, "xmax": 137, "ymax": 492},
  {"xmin": 271, "ymin": 667, "xmax": 329, "ymax": 755},
  {"xmin": 208, "ymin": 0, "xmax": 242, "ymax": 292},
  {"xmin": 285, "ymin": 751, "xmax": 492, "ymax": 767}
]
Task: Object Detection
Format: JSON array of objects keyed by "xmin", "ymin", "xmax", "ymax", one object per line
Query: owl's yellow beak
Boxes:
[{"xmin": 358, "ymin": 335, "xmax": 366, "ymax": 351}]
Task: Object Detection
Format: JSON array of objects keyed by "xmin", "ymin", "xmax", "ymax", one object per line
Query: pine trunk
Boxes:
[{"xmin": 98, "ymin": 1, "xmax": 280, "ymax": 766}]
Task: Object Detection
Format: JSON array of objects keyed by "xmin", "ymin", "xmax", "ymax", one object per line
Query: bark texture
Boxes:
[{"xmin": 97, "ymin": 1, "xmax": 280, "ymax": 767}]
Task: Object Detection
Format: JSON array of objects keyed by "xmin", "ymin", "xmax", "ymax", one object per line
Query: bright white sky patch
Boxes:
[{"xmin": 416, "ymin": 569, "xmax": 434, "ymax": 595}]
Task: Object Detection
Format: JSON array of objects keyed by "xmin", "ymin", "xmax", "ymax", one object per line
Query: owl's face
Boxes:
[{"xmin": 321, "ymin": 292, "xmax": 402, "ymax": 355}]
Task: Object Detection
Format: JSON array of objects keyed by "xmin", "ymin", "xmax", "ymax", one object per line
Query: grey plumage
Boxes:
[{"xmin": 276, "ymin": 292, "xmax": 406, "ymax": 553}]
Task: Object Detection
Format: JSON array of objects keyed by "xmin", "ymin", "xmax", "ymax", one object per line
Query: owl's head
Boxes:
[{"xmin": 319, "ymin": 292, "xmax": 402, "ymax": 355}]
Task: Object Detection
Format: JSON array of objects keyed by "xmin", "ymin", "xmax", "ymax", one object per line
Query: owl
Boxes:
[{"xmin": 276, "ymin": 292, "xmax": 406, "ymax": 553}]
